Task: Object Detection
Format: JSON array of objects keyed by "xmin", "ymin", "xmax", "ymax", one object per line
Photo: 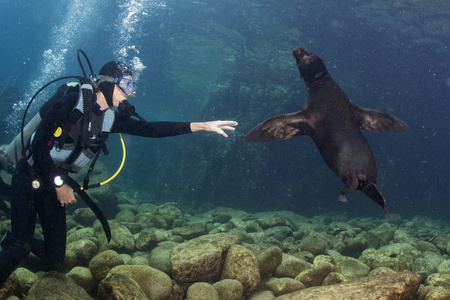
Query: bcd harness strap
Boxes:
[{"xmin": 64, "ymin": 176, "xmax": 112, "ymax": 242}]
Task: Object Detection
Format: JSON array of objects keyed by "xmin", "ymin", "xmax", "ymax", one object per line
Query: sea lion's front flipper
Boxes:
[
  {"xmin": 245, "ymin": 111, "xmax": 312, "ymax": 142},
  {"xmin": 350, "ymin": 103, "xmax": 409, "ymax": 133},
  {"xmin": 361, "ymin": 183, "xmax": 390, "ymax": 219}
]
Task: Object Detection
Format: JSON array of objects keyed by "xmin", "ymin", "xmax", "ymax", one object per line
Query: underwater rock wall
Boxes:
[{"xmin": 348, "ymin": 0, "xmax": 450, "ymax": 58}]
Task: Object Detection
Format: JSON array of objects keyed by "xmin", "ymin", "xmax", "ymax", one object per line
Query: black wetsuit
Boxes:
[
  {"xmin": 0, "ymin": 177, "xmax": 11, "ymax": 213},
  {"xmin": 0, "ymin": 91, "xmax": 192, "ymax": 285}
]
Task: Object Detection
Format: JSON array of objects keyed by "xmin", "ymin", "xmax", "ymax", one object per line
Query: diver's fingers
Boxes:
[{"xmin": 220, "ymin": 126, "xmax": 236, "ymax": 131}]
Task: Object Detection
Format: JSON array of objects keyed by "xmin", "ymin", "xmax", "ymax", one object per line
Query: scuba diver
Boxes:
[{"xmin": 0, "ymin": 59, "xmax": 238, "ymax": 286}]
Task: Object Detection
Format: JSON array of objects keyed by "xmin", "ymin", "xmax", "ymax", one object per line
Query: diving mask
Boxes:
[
  {"xmin": 113, "ymin": 77, "xmax": 136, "ymax": 98},
  {"xmin": 97, "ymin": 75, "xmax": 136, "ymax": 98}
]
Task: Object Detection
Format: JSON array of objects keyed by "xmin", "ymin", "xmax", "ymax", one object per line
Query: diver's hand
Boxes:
[
  {"xmin": 190, "ymin": 121, "xmax": 238, "ymax": 138},
  {"xmin": 56, "ymin": 185, "xmax": 77, "ymax": 207}
]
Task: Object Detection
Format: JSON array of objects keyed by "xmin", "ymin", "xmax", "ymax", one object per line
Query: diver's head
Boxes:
[{"xmin": 97, "ymin": 61, "xmax": 136, "ymax": 108}]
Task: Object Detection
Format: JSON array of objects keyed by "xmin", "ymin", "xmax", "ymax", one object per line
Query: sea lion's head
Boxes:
[{"xmin": 293, "ymin": 47, "xmax": 330, "ymax": 89}]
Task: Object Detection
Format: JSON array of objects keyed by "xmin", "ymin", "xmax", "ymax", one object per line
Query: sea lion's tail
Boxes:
[{"xmin": 361, "ymin": 183, "xmax": 390, "ymax": 219}]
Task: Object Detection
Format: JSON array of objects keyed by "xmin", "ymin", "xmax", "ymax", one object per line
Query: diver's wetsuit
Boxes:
[
  {"xmin": 0, "ymin": 177, "xmax": 11, "ymax": 213},
  {"xmin": 0, "ymin": 91, "xmax": 192, "ymax": 285}
]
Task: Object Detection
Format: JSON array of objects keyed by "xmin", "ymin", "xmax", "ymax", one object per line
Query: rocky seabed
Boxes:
[{"xmin": 1, "ymin": 203, "xmax": 450, "ymax": 299}]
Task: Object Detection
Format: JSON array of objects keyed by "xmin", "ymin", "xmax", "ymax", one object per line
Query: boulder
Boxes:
[
  {"xmin": 26, "ymin": 272, "xmax": 92, "ymax": 300},
  {"xmin": 135, "ymin": 228, "xmax": 158, "ymax": 251},
  {"xmin": 220, "ymin": 244, "xmax": 261, "ymax": 293},
  {"xmin": 171, "ymin": 233, "xmax": 240, "ymax": 282},
  {"xmin": 437, "ymin": 259, "xmax": 450, "ymax": 274},
  {"xmin": 291, "ymin": 251, "xmax": 315, "ymax": 263},
  {"xmin": 257, "ymin": 246, "xmax": 283, "ymax": 276},
  {"xmin": 247, "ymin": 290, "xmax": 276, "ymax": 300},
  {"xmin": 151, "ymin": 204, "xmax": 186, "ymax": 229},
  {"xmin": 271, "ymin": 278, "xmax": 305, "ymax": 296},
  {"xmin": 135, "ymin": 212, "xmax": 156, "ymax": 228},
  {"xmin": 66, "ymin": 266, "xmax": 96, "ymax": 296},
  {"xmin": 228, "ymin": 227, "xmax": 254, "ymax": 243},
  {"xmin": 248, "ymin": 231, "xmax": 283, "ymax": 247},
  {"xmin": 364, "ymin": 223, "xmax": 396, "ymax": 248},
  {"xmin": 213, "ymin": 279, "xmax": 244, "ymax": 300},
  {"xmin": 66, "ymin": 227, "xmax": 97, "ymax": 244},
  {"xmin": 263, "ymin": 214, "xmax": 297, "ymax": 231},
  {"xmin": 425, "ymin": 272, "xmax": 450, "ymax": 288},
  {"xmin": 186, "ymin": 282, "xmax": 219, "ymax": 300},
  {"xmin": 275, "ymin": 253, "xmax": 313, "ymax": 278},
  {"xmin": 60, "ymin": 249, "xmax": 78, "ymax": 272},
  {"xmin": 276, "ymin": 272, "xmax": 421, "ymax": 299},
  {"xmin": 172, "ymin": 222, "xmax": 208, "ymax": 240},
  {"xmin": 97, "ymin": 272, "xmax": 148, "ymax": 300},
  {"xmin": 295, "ymin": 262, "xmax": 335, "ymax": 287},
  {"xmin": 212, "ymin": 212, "xmax": 232, "ymax": 224},
  {"xmin": 115, "ymin": 209, "xmax": 136, "ymax": 223},
  {"xmin": 333, "ymin": 233, "xmax": 368, "ymax": 258},
  {"xmin": 411, "ymin": 251, "xmax": 443, "ymax": 279},
  {"xmin": 119, "ymin": 222, "xmax": 144, "ymax": 235},
  {"xmin": 149, "ymin": 241, "xmax": 177, "ymax": 275},
  {"xmin": 72, "ymin": 208, "xmax": 97, "ymax": 227},
  {"xmin": 67, "ymin": 239, "xmax": 98, "ymax": 264},
  {"xmin": 335, "ymin": 256, "xmax": 370, "ymax": 280},
  {"xmin": 170, "ymin": 282, "xmax": 190, "ymax": 300},
  {"xmin": 131, "ymin": 255, "xmax": 149, "ymax": 266},
  {"xmin": 98, "ymin": 220, "xmax": 136, "ymax": 253},
  {"xmin": 300, "ymin": 231, "xmax": 331, "ymax": 256},
  {"xmin": 89, "ymin": 249, "xmax": 124, "ymax": 282},
  {"xmin": 423, "ymin": 286, "xmax": 450, "ymax": 300},
  {"xmin": 433, "ymin": 236, "xmax": 450, "ymax": 254},
  {"xmin": 313, "ymin": 255, "xmax": 335, "ymax": 266},
  {"xmin": 359, "ymin": 243, "xmax": 422, "ymax": 271},
  {"xmin": 415, "ymin": 241, "xmax": 439, "ymax": 254},
  {"xmin": 107, "ymin": 265, "xmax": 172, "ymax": 300},
  {"xmin": 0, "ymin": 267, "xmax": 37, "ymax": 300},
  {"xmin": 394, "ymin": 230, "xmax": 417, "ymax": 244},
  {"xmin": 264, "ymin": 226, "xmax": 293, "ymax": 242},
  {"xmin": 322, "ymin": 272, "xmax": 346, "ymax": 285},
  {"xmin": 369, "ymin": 267, "xmax": 397, "ymax": 277}
]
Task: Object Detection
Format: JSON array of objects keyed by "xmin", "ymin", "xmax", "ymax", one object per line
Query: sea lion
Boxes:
[{"xmin": 245, "ymin": 47, "xmax": 409, "ymax": 218}]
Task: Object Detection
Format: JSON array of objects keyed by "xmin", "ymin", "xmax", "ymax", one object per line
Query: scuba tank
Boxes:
[
  {"xmin": 1, "ymin": 113, "xmax": 40, "ymax": 172},
  {"xmin": 0, "ymin": 83, "xmax": 80, "ymax": 173}
]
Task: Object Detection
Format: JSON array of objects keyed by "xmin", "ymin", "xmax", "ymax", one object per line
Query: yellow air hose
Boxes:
[{"xmin": 79, "ymin": 133, "xmax": 126, "ymax": 190}]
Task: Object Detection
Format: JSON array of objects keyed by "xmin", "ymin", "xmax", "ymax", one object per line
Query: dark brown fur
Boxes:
[{"xmin": 245, "ymin": 47, "xmax": 409, "ymax": 218}]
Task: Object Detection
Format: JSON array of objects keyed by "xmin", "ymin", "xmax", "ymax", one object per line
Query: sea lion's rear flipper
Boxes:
[
  {"xmin": 245, "ymin": 111, "xmax": 311, "ymax": 142},
  {"xmin": 361, "ymin": 183, "xmax": 390, "ymax": 219},
  {"xmin": 338, "ymin": 167, "xmax": 359, "ymax": 203},
  {"xmin": 350, "ymin": 103, "xmax": 409, "ymax": 133}
]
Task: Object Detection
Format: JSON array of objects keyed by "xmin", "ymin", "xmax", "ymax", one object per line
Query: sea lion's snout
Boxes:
[
  {"xmin": 293, "ymin": 47, "xmax": 317, "ymax": 68},
  {"xmin": 293, "ymin": 47, "xmax": 329, "ymax": 86},
  {"xmin": 293, "ymin": 47, "xmax": 308, "ymax": 62},
  {"xmin": 293, "ymin": 47, "xmax": 305, "ymax": 55}
]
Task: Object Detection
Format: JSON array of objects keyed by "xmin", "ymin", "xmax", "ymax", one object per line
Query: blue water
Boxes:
[{"xmin": 1, "ymin": 0, "xmax": 449, "ymax": 220}]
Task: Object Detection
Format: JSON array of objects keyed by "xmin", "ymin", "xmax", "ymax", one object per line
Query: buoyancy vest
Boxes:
[
  {"xmin": 8, "ymin": 79, "xmax": 114, "ymax": 242},
  {"xmin": 28, "ymin": 84, "xmax": 115, "ymax": 173}
]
